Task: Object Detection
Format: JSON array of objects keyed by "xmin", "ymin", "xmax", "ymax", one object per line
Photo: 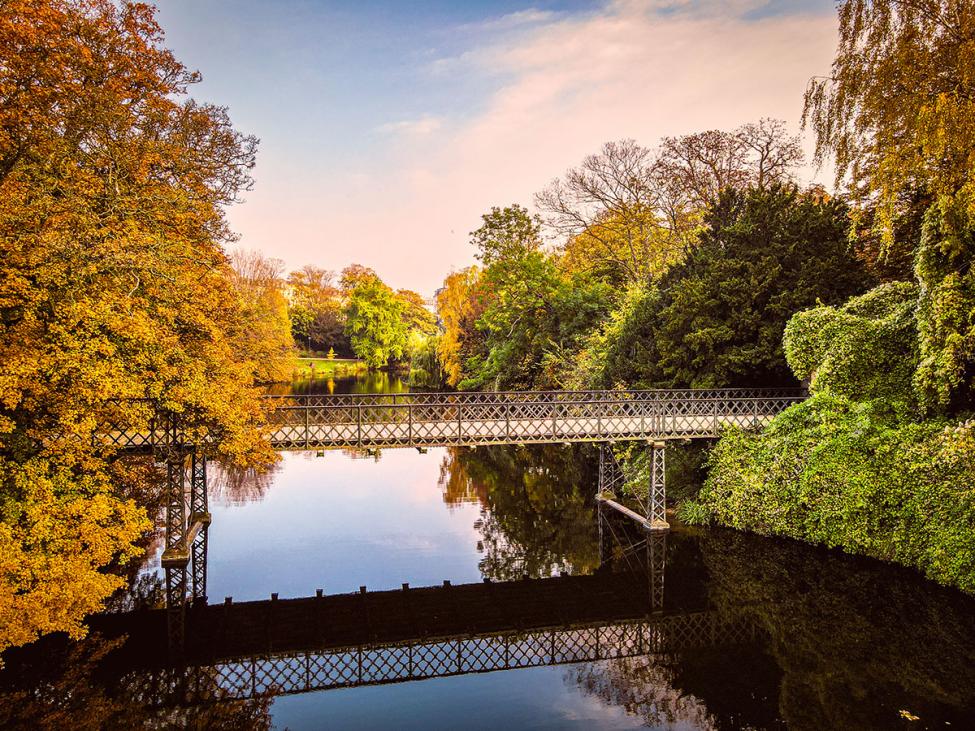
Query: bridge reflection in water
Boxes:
[{"xmin": 81, "ymin": 507, "xmax": 756, "ymax": 709}]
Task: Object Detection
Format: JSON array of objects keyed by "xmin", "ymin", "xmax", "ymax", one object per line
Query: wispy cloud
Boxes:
[
  {"xmin": 378, "ymin": 115, "xmax": 444, "ymax": 137},
  {"xmin": 456, "ymin": 8, "xmax": 561, "ymax": 33}
]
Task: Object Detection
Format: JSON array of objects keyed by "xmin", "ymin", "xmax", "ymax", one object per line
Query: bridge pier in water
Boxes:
[{"xmin": 596, "ymin": 441, "xmax": 669, "ymax": 531}]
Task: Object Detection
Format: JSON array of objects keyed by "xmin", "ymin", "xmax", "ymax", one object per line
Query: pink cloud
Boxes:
[{"xmin": 229, "ymin": 1, "xmax": 838, "ymax": 295}]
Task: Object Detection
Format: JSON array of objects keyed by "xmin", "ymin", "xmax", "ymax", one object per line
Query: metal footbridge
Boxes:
[{"xmin": 103, "ymin": 387, "xmax": 805, "ymax": 453}]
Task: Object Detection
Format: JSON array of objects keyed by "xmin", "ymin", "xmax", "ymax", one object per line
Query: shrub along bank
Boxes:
[{"xmin": 682, "ymin": 276, "xmax": 975, "ymax": 593}]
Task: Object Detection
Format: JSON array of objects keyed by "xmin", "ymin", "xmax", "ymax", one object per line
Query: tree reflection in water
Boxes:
[
  {"xmin": 564, "ymin": 528, "xmax": 975, "ymax": 730},
  {"xmin": 439, "ymin": 444, "xmax": 600, "ymax": 580},
  {"xmin": 570, "ymin": 659, "xmax": 724, "ymax": 730},
  {"xmin": 207, "ymin": 458, "xmax": 283, "ymax": 507}
]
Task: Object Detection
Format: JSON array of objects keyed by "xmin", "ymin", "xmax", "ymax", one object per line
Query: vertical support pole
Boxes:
[
  {"xmin": 596, "ymin": 500, "xmax": 616, "ymax": 569},
  {"xmin": 304, "ymin": 404, "xmax": 310, "ymax": 449},
  {"xmin": 163, "ymin": 410, "xmax": 187, "ymax": 559},
  {"xmin": 191, "ymin": 527, "xmax": 208, "ymax": 604},
  {"xmin": 189, "ymin": 452, "xmax": 209, "ymax": 604},
  {"xmin": 597, "ymin": 442, "xmax": 610, "ymax": 498},
  {"xmin": 158, "ymin": 411, "xmax": 189, "ymax": 658},
  {"xmin": 164, "ymin": 452, "xmax": 187, "ymax": 554},
  {"xmin": 190, "ymin": 452, "xmax": 208, "ymax": 520},
  {"xmin": 647, "ymin": 441, "xmax": 668, "ymax": 530},
  {"xmin": 357, "ymin": 405, "xmax": 362, "ymax": 447},
  {"xmin": 408, "ymin": 403, "xmax": 413, "ymax": 446},
  {"xmin": 597, "ymin": 499, "xmax": 605, "ymax": 566}
]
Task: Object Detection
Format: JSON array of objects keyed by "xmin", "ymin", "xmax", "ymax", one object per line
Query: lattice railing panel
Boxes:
[{"xmin": 139, "ymin": 612, "xmax": 757, "ymax": 707}]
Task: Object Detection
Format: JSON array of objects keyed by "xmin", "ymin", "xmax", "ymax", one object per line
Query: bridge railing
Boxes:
[
  {"xmin": 264, "ymin": 389, "xmax": 806, "ymax": 447},
  {"xmin": 97, "ymin": 388, "xmax": 806, "ymax": 451},
  {"xmin": 123, "ymin": 612, "xmax": 757, "ymax": 706}
]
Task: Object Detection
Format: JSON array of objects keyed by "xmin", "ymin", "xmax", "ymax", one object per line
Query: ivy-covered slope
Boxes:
[{"xmin": 683, "ymin": 279, "xmax": 975, "ymax": 592}]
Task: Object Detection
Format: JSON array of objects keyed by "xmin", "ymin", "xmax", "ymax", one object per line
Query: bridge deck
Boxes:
[{"xmin": 102, "ymin": 388, "xmax": 805, "ymax": 452}]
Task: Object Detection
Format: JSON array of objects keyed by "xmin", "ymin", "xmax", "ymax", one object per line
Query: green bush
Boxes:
[
  {"xmin": 690, "ymin": 392, "xmax": 975, "ymax": 592},
  {"xmin": 783, "ymin": 281, "xmax": 919, "ymax": 406}
]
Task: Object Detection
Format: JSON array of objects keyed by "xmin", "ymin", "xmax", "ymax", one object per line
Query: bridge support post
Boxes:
[
  {"xmin": 647, "ymin": 441, "xmax": 668, "ymax": 530},
  {"xmin": 161, "ymin": 447, "xmax": 190, "ymax": 575},
  {"xmin": 596, "ymin": 442, "xmax": 668, "ymax": 531},
  {"xmin": 189, "ymin": 452, "xmax": 209, "ymax": 604}
]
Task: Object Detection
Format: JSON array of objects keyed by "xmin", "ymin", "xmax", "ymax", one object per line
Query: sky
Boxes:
[{"xmin": 156, "ymin": 0, "xmax": 840, "ymax": 296}]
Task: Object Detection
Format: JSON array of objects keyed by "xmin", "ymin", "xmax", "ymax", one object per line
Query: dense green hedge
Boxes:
[
  {"xmin": 783, "ymin": 281, "xmax": 919, "ymax": 406},
  {"xmin": 684, "ymin": 392, "xmax": 975, "ymax": 592}
]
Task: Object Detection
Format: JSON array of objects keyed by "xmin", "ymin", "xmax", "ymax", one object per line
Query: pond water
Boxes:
[{"xmin": 2, "ymin": 375, "xmax": 975, "ymax": 730}]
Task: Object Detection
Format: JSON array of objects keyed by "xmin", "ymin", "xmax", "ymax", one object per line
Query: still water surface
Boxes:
[{"xmin": 2, "ymin": 375, "xmax": 975, "ymax": 730}]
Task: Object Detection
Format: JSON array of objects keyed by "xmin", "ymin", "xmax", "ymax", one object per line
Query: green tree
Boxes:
[
  {"xmin": 470, "ymin": 204, "xmax": 542, "ymax": 265},
  {"xmin": 783, "ymin": 281, "xmax": 919, "ymax": 406},
  {"xmin": 572, "ymin": 284, "xmax": 665, "ymax": 389},
  {"xmin": 652, "ymin": 186, "xmax": 872, "ymax": 387},
  {"xmin": 463, "ymin": 249, "xmax": 611, "ymax": 390},
  {"xmin": 455, "ymin": 205, "xmax": 612, "ymax": 390},
  {"xmin": 344, "ymin": 278, "xmax": 407, "ymax": 369},
  {"xmin": 396, "ymin": 288, "xmax": 438, "ymax": 335},
  {"xmin": 804, "ymin": 0, "xmax": 975, "ymax": 412}
]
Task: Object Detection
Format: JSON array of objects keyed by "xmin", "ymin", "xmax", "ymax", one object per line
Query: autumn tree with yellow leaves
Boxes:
[{"xmin": 0, "ymin": 0, "xmax": 273, "ymax": 654}]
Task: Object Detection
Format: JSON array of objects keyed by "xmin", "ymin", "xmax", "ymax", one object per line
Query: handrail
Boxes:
[{"xmin": 262, "ymin": 387, "xmax": 807, "ymax": 407}]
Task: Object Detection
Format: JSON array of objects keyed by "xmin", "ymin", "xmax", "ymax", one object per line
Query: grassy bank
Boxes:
[{"xmin": 293, "ymin": 357, "xmax": 367, "ymax": 379}]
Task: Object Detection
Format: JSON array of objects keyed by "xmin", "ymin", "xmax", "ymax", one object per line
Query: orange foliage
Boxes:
[
  {"xmin": 0, "ymin": 0, "xmax": 271, "ymax": 654},
  {"xmin": 435, "ymin": 267, "xmax": 483, "ymax": 387}
]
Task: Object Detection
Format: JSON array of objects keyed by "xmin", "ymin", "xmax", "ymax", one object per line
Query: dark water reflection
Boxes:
[{"xmin": 2, "ymin": 378, "xmax": 975, "ymax": 729}]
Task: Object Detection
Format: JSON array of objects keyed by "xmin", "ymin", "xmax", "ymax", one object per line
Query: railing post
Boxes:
[
  {"xmin": 712, "ymin": 399, "xmax": 718, "ymax": 435},
  {"xmin": 408, "ymin": 403, "xmax": 413, "ymax": 446},
  {"xmin": 357, "ymin": 405, "xmax": 362, "ymax": 447},
  {"xmin": 304, "ymin": 405, "xmax": 309, "ymax": 449}
]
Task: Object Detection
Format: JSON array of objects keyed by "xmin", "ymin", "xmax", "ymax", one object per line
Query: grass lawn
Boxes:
[{"xmin": 293, "ymin": 357, "xmax": 367, "ymax": 379}]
